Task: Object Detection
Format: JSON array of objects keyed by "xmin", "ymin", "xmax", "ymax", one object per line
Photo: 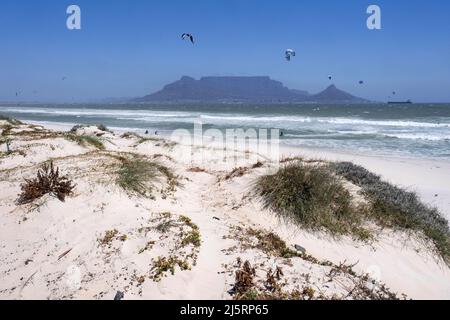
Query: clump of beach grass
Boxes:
[
  {"xmin": 96, "ymin": 124, "xmax": 110, "ymax": 132},
  {"xmin": 1, "ymin": 124, "xmax": 14, "ymax": 137},
  {"xmin": 0, "ymin": 115, "xmax": 22, "ymax": 125},
  {"xmin": 70, "ymin": 124, "xmax": 111, "ymax": 133},
  {"xmin": 253, "ymin": 161, "xmax": 369, "ymax": 240},
  {"xmin": 120, "ymin": 132, "xmax": 141, "ymax": 139},
  {"xmin": 64, "ymin": 133, "xmax": 105, "ymax": 150},
  {"xmin": 331, "ymin": 162, "xmax": 450, "ymax": 264},
  {"xmin": 115, "ymin": 155, "xmax": 178, "ymax": 198}
]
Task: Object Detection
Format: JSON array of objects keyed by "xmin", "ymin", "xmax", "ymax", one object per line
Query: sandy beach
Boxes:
[{"xmin": 1, "ymin": 119, "xmax": 450, "ymax": 300}]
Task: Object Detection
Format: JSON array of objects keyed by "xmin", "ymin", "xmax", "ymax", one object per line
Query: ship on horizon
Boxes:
[{"xmin": 388, "ymin": 99, "xmax": 413, "ymax": 105}]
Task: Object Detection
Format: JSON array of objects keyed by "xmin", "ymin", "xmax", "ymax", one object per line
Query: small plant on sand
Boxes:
[
  {"xmin": 181, "ymin": 228, "xmax": 201, "ymax": 248},
  {"xmin": 145, "ymin": 212, "xmax": 201, "ymax": 281},
  {"xmin": 225, "ymin": 167, "xmax": 250, "ymax": 180},
  {"xmin": 134, "ymin": 136, "xmax": 162, "ymax": 146},
  {"xmin": 98, "ymin": 229, "xmax": 119, "ymax": 247},
  {"xmin": 1, "ymin": 124, "xmax": 13, "ymax": 136},
  {"xmin": 253, "ymin": 162, "xmax": 368, "ymax": 239},
  {"xmin": 232, "ymin": 260, "xmax": 256, "ymax": 298},
  {"xmin": 96, "ymin": 124, "xmax": 110, "ymax": 132},
  {"xmin": 64, "ymin": 133, "xmax": 105, "ymax": 150},
  {"xmin": 331, "ymin": 162, "xmax": 450, "ymax": 264},
  {"xmin": 187, "ymin": 167, "xmax": 206, "ymax": 173},
  {"xmin": 120, "ymin": 132, "xmax": 141, "ymax": 139},
  {"xmin": 116, "ymin": 155, "xmax": 178, "ymax": 198},
  {"xmin": 150, "ymin": 256, "xmax": 191, "ymax": 281},
  {"xmin": 0, "ymin": 115, "xmax": 22, "ymax": 125},
  {"xmin": 17, "ymin": 161, "xmax": 76, "ymax": 205}
]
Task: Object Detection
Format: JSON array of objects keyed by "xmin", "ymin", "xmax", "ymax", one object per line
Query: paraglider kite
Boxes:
[
  {"xmin": 181, "ymin": 33, "xmax": 194, "ymax": 44},
  {"xmin": 285, "ymin": 49, "xmax": 296, "ymax": 61}
]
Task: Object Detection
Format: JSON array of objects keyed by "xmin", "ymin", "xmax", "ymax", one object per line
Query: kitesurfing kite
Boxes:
[
  {"xmin": 285, "ymin": 49, "xmax": 296, "ymax": 61},
  {"xmin": 359, "ymin": 80, "xmax": 364, "ymax": 84},
  {"xmin": 181, "ymin": 33, "xmax": 194, "ymax": 44}
]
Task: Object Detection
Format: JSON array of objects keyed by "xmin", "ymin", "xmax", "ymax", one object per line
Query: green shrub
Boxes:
[
  {"xmin": 253, "ymin": 162, "xmax": 366, "ymax": 238},
  {"xmin": 64, "ymin": 134, "xmax": 105, "ymax": 150},
  {"xmin": 0, "ymin": 115, "xmax": 22, "ymax": 125},
  {"xmin": 332, "ymin": 162, "xmax": 450, "ymax": 264},
  {"xmin": 116, "ymin": 156, "xmax": 177, "ymax": 198}
]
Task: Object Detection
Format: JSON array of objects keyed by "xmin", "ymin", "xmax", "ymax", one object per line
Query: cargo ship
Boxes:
[{"xmin": 388, "ymin": 100, "xmax": 413, "ymax": 104}]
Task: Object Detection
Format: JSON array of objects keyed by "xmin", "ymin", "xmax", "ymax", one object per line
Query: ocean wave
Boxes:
[
  {"xmin": 3, "ymin": 106, "xmax": 449, "ymax": 129},
  {"xmin": 285, "ymin": 131, "xmax": 450, "ymax": 142},
  {"xmin": 0, "ymin": 107, "xmax": 195, "ymax": 119},
  {"xmin": 199, "ymin": 114, "xmax": 450, "ymax": 128}
]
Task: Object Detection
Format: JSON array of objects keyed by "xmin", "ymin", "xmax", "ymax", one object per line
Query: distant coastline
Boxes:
[{"xmin": 134, "ymin": 76, "xmax": 369, "ymax": 104}]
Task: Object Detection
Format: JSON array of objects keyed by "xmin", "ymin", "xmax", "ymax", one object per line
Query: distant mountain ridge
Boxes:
[{"xmin": 135, "ymin": 76, "xmax": 367, "ymax": 103}]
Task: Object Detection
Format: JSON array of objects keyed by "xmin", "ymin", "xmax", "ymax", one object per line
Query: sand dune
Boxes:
[{"xmin": 1, "ymin": 120, "xmax": 449, "ymax": 300}]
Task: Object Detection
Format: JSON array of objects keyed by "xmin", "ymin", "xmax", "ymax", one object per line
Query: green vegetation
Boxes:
[
  {"xmin": 96, "ymin": 124, "xmax": 110, "ymax": 132},
  {"xmin": 146, "ymin": 212, "xmax": 201, "ymax": 281},
  {"xmin": 331, "ymin": 162, "xmax": 450, "ymax": 264},
  {"xmin": 115, "ymin": 155, "xmax": 178, "ymax": 198},
  {"xmin": 1, "ymin": 124, "xmax": 13, "ymax": 136},
  {"xmin": 98, "ymin": 229, "xmax": 119, "ymax": 247},
  {"xmin": 120, "ymin": 132, "xmax": 141, "ymax": 139},
  {"xmin": 0, "ymin": 115, "xmax": 22, "ymax": 125},
  {"xmin": 254, "ymin": 160, "xmax": 450, "ymax": 263},
  {"xmin": 253, "ymin": 162, "xmax": 369, "ymax": 239},
  {"xmin": 150, "ymin": 256, "xmax": 191, "ymax": 281},
  {"xmin": 64, "ymin": 134, "xmax": 105, "ymax": 150},
  {"xmin": 70, "ymin": 124, "xmax": 111, "ymax": 133}
]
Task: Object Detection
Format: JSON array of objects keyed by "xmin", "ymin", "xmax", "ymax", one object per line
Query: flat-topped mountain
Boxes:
[{"xmin": 135, "ymin": 76, "xmax": 367, "ymax": 103}]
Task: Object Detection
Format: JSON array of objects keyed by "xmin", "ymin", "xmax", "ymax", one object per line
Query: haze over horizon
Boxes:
[{"xmin": 1, "ymin": 0, "xmax": 450, "ymax": 103}]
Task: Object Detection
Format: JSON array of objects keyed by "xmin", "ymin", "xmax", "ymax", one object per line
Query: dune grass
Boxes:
[
  {"xmin": 0, "ymin": 115, "xmax": 22, "ymax": 125},
  {"xmin": 115, "ymin": 155, "xmax": 178, "ymax": 198},
  {"xmin": 254, "ymin": 160, "xmax": 450, "ymax": 263},
  {"xmin": 70, "ymin": 124, "xmax": 111, "ymax": 133},
  {"xmin": 64, "ymin": 134, "xmax": 105, "ymax": 150},
  {"xmin": 253, "ymin": 161, "xmax": 370, "ymax": 239},
  {"xmin": 331, "ymin": 162, "xmax": 450, "ymax": 264}
]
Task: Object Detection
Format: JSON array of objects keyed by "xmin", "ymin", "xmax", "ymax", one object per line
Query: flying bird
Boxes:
[
  {"xmin": 328, "ymin": 75, "xmax": 332, "ymax": 80},
  {"xmin": 181, "ymin": 33, "xmax": 194, "ymax": 44},
  {"xmin": 285, "ymin": 49, "xmax": 296, "ymax": 61},
  {"xmin": 359, "ymin": 80, "xmax": 364, "ymax": 84},
  {"xmin": 62, "ymin": 76, "xmax": 67, "ymax": 81}
]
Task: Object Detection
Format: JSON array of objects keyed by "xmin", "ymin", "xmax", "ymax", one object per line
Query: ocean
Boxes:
[{"xmin": 1, "ymin": 103, "xmax": 450, "ymax": 160}]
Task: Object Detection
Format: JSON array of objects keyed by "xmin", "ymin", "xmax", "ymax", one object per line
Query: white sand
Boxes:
[{"xmin": 1, "ymin": 121, "xmax": 450, "ymax": 300}]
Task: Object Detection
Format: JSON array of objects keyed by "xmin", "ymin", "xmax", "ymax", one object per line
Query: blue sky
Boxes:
[{"xmin": 1, "ymin": 0, "xmax": 449, "ymax": 102}]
